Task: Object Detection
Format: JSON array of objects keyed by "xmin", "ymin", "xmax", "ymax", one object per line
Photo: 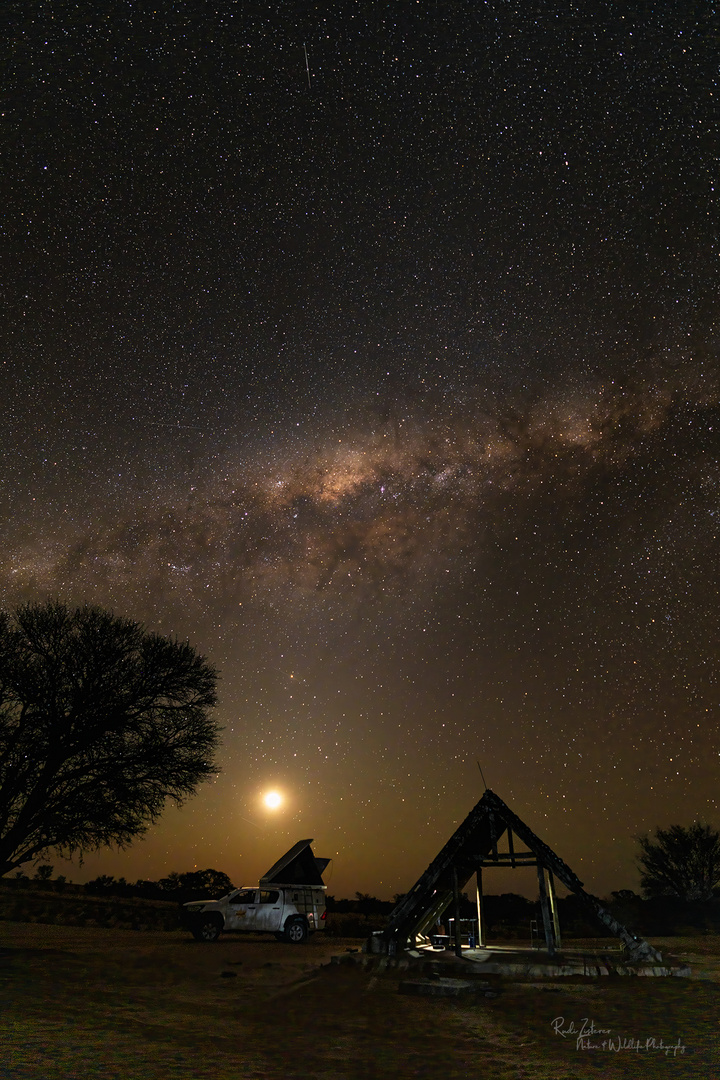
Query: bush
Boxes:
[{"xmin": 325, "ymin": 911, "xmax": 388, "ymax": 937}]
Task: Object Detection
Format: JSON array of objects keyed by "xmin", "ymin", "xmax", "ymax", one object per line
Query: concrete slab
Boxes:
[
  {"xmin": 335, "ymin": 942, "xmax": 690, "ymax": 978},
  {"xmin": 462, "ymin": 945, "xmax": 691, "ymax": 978},
  {"xmin": 399, "ymin": 977, "xmax": 498, "ymax": 998}
]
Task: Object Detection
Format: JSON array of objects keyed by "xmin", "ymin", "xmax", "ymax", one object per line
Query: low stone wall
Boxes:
[{"xmin": 0, "ymin": 885, "xmax": 181, "ymax": 931}]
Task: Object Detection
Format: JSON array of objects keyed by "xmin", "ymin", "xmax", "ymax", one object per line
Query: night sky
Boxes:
[{"xmin": 2, "ymin": 1, "xmax": 719, "ymax": 900}]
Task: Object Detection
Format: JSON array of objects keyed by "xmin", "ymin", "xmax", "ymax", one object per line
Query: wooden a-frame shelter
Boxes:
[{"xmin": 378, "ymin": 789, "xmax": 661, "ymax": 963}]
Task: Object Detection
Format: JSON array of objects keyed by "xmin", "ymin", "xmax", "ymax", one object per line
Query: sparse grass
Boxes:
[{"xmin": 0, "ymin": 923, "xmax": 718, "ymax": 1078}]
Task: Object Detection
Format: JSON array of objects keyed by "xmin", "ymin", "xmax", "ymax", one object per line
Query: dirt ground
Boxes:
[{"xmin": 1, "ymin": 923, "xmax": 719, "ymax": 1079}]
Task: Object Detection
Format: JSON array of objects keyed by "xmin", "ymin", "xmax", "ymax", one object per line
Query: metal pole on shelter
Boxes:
[
  {"xmin": 452, "ymin": 865, "xmax": 462, "ymax": 957},
  {"xmin": 476, "ymin": 867, "xmax": 485, "ymax": 948}
]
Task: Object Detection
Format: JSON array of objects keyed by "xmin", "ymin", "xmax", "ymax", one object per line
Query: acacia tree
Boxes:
[
  {"xmin": 158, "ymin": 868, "xmax": 234, "ymax": 900},
  {"xmin": 636, "ymin": 823, "xmax": 720, "ymax": 902},
  {"xmin": 0, "ymin": 602, "xmax": 220, "ymax": 877}
]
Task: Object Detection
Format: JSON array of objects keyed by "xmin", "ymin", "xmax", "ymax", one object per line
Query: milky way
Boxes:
[{"xmin": 7, "ymin": 368, "xmax": 717, "ymax": 610}]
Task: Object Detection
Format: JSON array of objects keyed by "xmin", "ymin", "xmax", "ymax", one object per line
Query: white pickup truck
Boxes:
[
  {"xmin": 182, "ymin": 839, "xmax": 329, "ymax": 944},
  {"xmin": 184, "ymin": 883, "xmax": 326, "ymax": 943}
]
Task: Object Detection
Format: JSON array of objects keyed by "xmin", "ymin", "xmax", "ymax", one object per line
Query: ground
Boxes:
[{"xmin": 1, "ymin": 924, "xmax": 718, "ymax": 1079}]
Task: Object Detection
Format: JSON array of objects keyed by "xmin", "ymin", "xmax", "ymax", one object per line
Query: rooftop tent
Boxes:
[{"xmin": 260, "ymin": 839, "xmax": 330, "ymax": 887}]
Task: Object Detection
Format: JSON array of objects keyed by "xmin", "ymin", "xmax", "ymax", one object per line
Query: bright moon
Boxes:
[{"xmin": 264, "ymin": 791, "xmax": 282, "ymax": 810}]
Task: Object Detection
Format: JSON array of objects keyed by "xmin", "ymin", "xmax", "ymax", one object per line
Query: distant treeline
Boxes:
[
  {"xmin": 3, "ymin": 869, "xmax": 719, "ymax": 937},
  {"xmin": 3, "ymin": 866, "xmax": 235, "ymax": 904},
  {"xmin": 326, "ymin": 889, "xmax": 720, "ymax": 938}
]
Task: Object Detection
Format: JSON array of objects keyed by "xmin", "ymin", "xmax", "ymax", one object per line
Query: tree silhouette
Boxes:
[
  {"xmin": 636, "ymin": 823, "xmax": 720, "ymax": 902},
  {"xmin": 158, "ymin": 868, "xmax": 234, "ymax": 901},
  {"xmin": 0, "ymin": 601, "xmax": 219, "ymax": 877}
]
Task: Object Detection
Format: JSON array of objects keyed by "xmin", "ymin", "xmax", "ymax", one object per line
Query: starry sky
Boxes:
[{"xmin": 2, "ymin": 1, "xmax": 719, "ymax": 900}]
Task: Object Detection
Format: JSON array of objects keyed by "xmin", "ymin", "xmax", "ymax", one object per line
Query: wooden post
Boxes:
[
  {"xmin": 452, "ymin": 865, "xmax": 462, "ymax": 957},
  {"xmin": 537, "ymin": 862, "xmax": 556, "ymax": 957},
  {"xmin": 545, "ymin": 868, "xmax": 561, "ymax": 949},
  {"xmin": 488, "ymin": 811, "xmax": 498, "ymax": 859},
  {"xmin": 476, "ymin": 867, "xmax": 485, "ymax": 947}
]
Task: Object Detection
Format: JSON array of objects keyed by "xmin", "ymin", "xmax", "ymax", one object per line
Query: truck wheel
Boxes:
[
  {"xmin": 191, "ymin": 915, "xmax": 222, "ymax": 942},
  {"xmin": 284, "ymin": 918, "xmax": 308, "ymax": 944}
]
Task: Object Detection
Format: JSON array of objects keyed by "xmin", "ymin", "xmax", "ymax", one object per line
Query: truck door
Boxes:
[
  {"xmin": 314, "ymin": 889, "xmax": 327, "ymax": 930},
  {"xmin": 254, "ymin": 889, "xmax": 282, "ymax": 931},
  {"xmin": 225, "ymin": 888, "xmax": 258, "ymax": 931},
  {"xmin": 304, "ymin": 888, "xmax": 325, "ymax": 931}
]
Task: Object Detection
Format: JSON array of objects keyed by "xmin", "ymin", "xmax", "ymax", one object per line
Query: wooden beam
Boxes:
[
  {"xmin": 479, "ymin": 859, "xmax": 537, "ymax": 867},
  {"xmin": 480, "ymin": 851, "xmax": 535, "ymax": 861},
  {"xmin": 546, "ymin": 868, "xmax": 561, "ymax": 949},
  {"xmin": 488, "ymin": 810, "xmax": 499, "ymax": 859},
  {"xmin": 537, "ymin": 862, "xmax": 556, "ymax": 958}
]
